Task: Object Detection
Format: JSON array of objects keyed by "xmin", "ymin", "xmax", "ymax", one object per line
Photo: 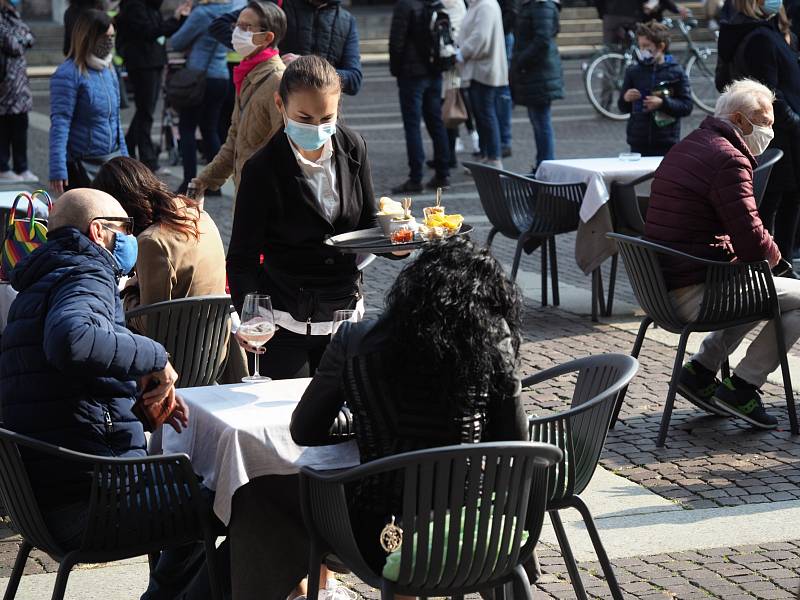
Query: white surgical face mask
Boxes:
[
  {"xmin": 739, "ymin": 114, "xmax": 775, "ymax": 156},
  {"xmin": 231, "ymin": 26, "xmax": 260, "ymax": 57}
]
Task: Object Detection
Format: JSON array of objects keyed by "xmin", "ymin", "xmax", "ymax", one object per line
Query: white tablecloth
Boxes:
[
  {"xmin": 537, "ymin": 156, "xmax": 663, "ymax": 222},
  {"xmin": 162, "ymin": 378, "xmax": 360, "ymax": 525}
]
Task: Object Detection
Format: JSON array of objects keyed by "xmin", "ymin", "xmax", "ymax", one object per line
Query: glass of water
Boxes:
[{"xmin": 332, "ymin": 309, "xmax": 360, "ymax": 336}]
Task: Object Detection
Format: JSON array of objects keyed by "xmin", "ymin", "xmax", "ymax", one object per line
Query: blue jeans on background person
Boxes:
[
  {"xmin": 470, "ymin": 82, "xmax": 502, "ymax": 161},
  {"xmin": 178, "ymin": 77, "xmax": 228, "ymax": 192},
  {"xmin": 495, "ymin": 32, "xmax": 514, "ymax": 154},
  {"xmin": 397, "ymin": 75, "xmax": 451, "ymax": 182},
  {"xmin": 528, "ymin": 103, "xmax": 555, "ymax": 169}
]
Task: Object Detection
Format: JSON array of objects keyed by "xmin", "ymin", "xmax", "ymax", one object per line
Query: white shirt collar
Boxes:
[{"xmin": 288, "ymin": 136, "xmax": 334, "ymax": 169}]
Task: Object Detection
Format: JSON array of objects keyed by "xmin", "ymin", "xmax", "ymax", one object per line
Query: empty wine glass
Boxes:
[
  {"xmin": 332, "ymin": 309, "xmax": 360, "ymax": 336},
  {"xmin": 239, "ymin": 294, "xmax": 275, "ymax": 383}
]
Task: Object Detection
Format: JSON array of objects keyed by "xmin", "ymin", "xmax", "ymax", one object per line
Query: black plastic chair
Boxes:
[
  {"xmin": 608, "ymin": 233, "xmax": 799, "ymax": 447},
  {"xmin": 754, "ymin": 148, "xmax": 784, "ymax": 208},
  {"xmin": 464, "ymin": 161, "xmax": 585, "ymax": 307},
  {"xmin": 126, "ymin": 295, "xmax": 232, "ymax": 388},
  {"xmin": 299, "ymin": 441, "xmax": 562, "ymax": 600},
  {"xmin": 0, "ymin": 428, "xmax": 223, "ymax": 600},
  {"xmin": 609, "ymin": 172, "xmax": 654, "ymax": 237},
  {"xmin": 525, "ymin": 354, "xmax": 638, "ymax": 600}
]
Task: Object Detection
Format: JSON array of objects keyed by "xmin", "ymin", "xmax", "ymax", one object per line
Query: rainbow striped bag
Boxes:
[{"xmin": 0, "ymin": 190, "xmax": 53, "ymax": 280}]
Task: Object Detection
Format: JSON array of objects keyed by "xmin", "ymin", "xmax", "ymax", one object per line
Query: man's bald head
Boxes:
[{"xmin": 49, "ymin": 188, "xmax": 128, "ymax": 233}]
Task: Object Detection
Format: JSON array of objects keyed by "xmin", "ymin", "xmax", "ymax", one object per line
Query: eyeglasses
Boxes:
[
  {"xmin": 91, "ymin": 216, "xmax": 134, "ymax": 236},
  {"xmin": 232, "ymin": 23, "xmax": 267, "ymax": 34}
]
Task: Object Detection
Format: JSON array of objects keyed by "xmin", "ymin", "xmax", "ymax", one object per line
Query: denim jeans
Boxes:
[
  {"xmin": 495, "ymin": 32, "xmax": 514, "ymax": 151},
  {"xmin": 527, "ymin": 103, "xmax": 554, "ymax": 167},
  {"xmin": 43, "ymin": 484, "xmax": 229, "ymax": 600},
  {"xmin": 470, "ymin": 82, "xmax": 502, "ymax": 161},
  {"xmin": 179, "ymin": 77, "xmax": 228, "ymax": 190},
  {"xmin": 397, "ymin": 75, "xmax": 451, "ymax": 181}
]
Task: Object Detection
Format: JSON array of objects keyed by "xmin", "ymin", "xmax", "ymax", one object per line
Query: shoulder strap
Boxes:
[{"xmin": 239, "ymin": 68, "xmax": 276, "ymax": 115}]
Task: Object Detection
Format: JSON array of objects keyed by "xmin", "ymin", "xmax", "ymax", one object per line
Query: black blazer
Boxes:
[{"xmin": 227, "ymin": 125, "xmax": 379, "ymax": 318}]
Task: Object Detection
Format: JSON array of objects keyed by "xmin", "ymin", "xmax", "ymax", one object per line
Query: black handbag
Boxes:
[{"xmin": 166, "ymin": 42, "xmax": 219, "ymax": 110}]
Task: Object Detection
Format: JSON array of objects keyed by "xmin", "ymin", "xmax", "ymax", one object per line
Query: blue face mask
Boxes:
[
  {"xmin": 284, "ymin": 116, "xmax": 337, "ymax": 151},
  {"xmin": 763, "ymin": 0, "xmax": 782, "ymax": 15},
  {"xmin": 7, "ymin": 0, "xmax": 20, "ymax": 7},
  {"xmin": 110, "ymin": 231, "xmax": 138, "ymax": 275}
]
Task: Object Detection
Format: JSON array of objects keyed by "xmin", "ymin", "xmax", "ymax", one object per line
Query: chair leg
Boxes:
[
  {"xmin": 148, "ymin": 551, "xmax": 160, "ymax": 573},
  {"xmin": 541, "ymin": 238, "xmax": 548, "ymax": 307},
  {"xmin": 774, "ymin": 319, "xmax": 799, "ymax": 435},
  {"xmin": 511, "ymin": 237, "xmax": 526, "ymax": 282},
  {"xmin": 605, "ymin": 253, "xmax": 618, "ymax": 317},
  {"xmin": 307, "ymin": 542, "xmax": 323, "ymax": 600},
  {"xmin": 657, "ymin": 329, "xmax": 691, "ymax": 448},
  {"xmin": 511, "ymin": 563, "xmax": 534, "ymax": 600},
  {"xmin": 203, "ymin": 534, "xmax": 223, "ymax": 600},
  {"xmin": 4, "ymin": 541, "xmax": 32, "ymax": 600},
  {"xmin": 567, "ymin": 496, "xmax": 624, "ymax": 600},
  {"xmin": 50, "ymin": 555, "xmax": 77, "ymax": 600},
  {"xmin": 610, "ymin": 316, "xmax": 652, "ymax": 429},
  {"xmin": 721, "ymin": 358, "xmax": 731, "ymax": 380},
  {"xmin": 379, "ymin": 579, "xmax": 395, "ymax": 600},
  {"xmin": 549, "ymin": 236, "xmax": 559, "ymax": 306},
  {"xmin": 548, "ymin": 510, "xmax": 589, "ymax": 600},
  {"xmin": 486, "ymin": 227, "xmax": 499, "ymax": 249}
]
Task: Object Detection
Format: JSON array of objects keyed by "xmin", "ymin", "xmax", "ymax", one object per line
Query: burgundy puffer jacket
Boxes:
[{"xmin": 644, "ymin": 116, "xmax": 780, "ymax": 290}]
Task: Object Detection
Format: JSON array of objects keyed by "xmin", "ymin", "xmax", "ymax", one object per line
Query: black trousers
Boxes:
[
  {"xmin": 0, "ymin": 113, "xmax": 28, "ymax": 173},
  {"xmin": 253, "ymin": 327, "xmax": 331, "ymax": 380},
  {"xmin": 126, "ymin": 67, "xmax": 163, "ymax": 171}
]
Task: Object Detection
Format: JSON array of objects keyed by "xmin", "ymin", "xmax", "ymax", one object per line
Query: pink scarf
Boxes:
[{"xmin": 233, "ymin": 47, "xmax": 280, "ymax": 95}]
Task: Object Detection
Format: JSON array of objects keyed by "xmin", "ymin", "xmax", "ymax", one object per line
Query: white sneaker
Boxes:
[
  {"xmin": 0, "ymin": 171, "xmax": 20, "ymax": 181},
  {"xmin": 455, "ymin": 137, "xmax": 465, "ymax": 154},
  {"xmin": 15, "ymin": 170, "xmax": 38, "ymax": 182},
  {"xmin": 470, "ymin": 130, "xmax": 481, "ymax": 153},
  {"xmin": 485, "ymin": 159, "xmax": 504, "ymax": 169}
]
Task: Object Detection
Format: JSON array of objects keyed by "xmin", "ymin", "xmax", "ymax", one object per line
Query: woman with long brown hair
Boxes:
[
  {"xmin": 49, "ymin": 9, "xmax": 127, "ymax": 194},
  {"xmin": 93, "ymin": 156, "xmax": 248, "ymax": 381}
]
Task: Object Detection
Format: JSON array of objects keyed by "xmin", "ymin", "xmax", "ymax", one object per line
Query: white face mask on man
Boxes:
[{"xmin": 734, "ymin": 113, "xmax": 775, "ymax": 156}]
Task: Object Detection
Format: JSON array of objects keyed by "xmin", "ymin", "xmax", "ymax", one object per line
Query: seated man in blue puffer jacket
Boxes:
[{"xmin": 0, "ymin": 188, "xmax": 223, "ymax": 600}]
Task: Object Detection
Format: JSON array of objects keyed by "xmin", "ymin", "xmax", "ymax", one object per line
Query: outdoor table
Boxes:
[
  {"xmin": 536, "ymin": 156, "xmax": 663, "ymax": 274},
  {"xmin": 161, "ymin": 378, "xmax": 360, "ymax": 525}
]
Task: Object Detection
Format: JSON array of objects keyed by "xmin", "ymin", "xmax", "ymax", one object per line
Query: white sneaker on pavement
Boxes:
[
  {"xmin": 16, "ymin": 170, "xmax": 38, "ymax": 182},
  {"xmin": 455, "ymin": 137, "xmax": 465, "ymax": 153},
  {"xmin": 0, "ymin": 171, "xmax": 20, "ymax": 181},
  {"xmin": 470, "ymin": 130, "xmax": 480, "ymax": 153}
]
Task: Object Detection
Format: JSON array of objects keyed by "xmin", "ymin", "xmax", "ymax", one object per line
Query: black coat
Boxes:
[
  {"xmin": 389, "ymin": 0, "xmax": 437, "ymax": 79},
  {"xmin": 510, "ymin": 0, "xmax": 563, "ymax": 107},
  {"xmin": 0, "ymin": 228, "xmax": 167, "ymax": 509},
  {"xmin": 116, "ymin": 0, "xmax": 183, "ymax": 70},
  {"xmin": 717, "ymin": 14, "xmax": 800, "ymax": 192},
  {"xmin": 0, "ymin": 6, "xmax": 33, "ymax": 115},
  {"xmin": 617, "ymin": 57, "xmax": 693, "ymax": 150},
  {"xmin": 227, "ymin": 125, "xmax": 379, "ymax": 320}
]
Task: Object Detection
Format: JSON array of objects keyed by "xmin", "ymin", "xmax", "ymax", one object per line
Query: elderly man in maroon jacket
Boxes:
[{"xmin": 645, "ymin": 78, "xmax": 795, "ymax": 430}]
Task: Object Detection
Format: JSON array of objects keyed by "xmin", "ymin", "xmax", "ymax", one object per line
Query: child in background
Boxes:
[{"xmin": 618, "ymin": 21, "xmax": 693, "ymax": 157}]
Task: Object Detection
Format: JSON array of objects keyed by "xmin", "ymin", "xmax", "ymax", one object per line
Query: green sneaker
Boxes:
[
  {"xmin": 712, "ymin": 378, "xmax": 778, "ymax": 430},
  {"xmin": 676, "ymin": 362, "xmax": 729, "ymax": 417}
]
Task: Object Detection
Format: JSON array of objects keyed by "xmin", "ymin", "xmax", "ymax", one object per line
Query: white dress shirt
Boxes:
[{"xmin": 288, "ymin": 136, "xmax": 340, "ymax": 224}]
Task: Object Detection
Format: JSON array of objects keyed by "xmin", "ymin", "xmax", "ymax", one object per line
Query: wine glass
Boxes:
[
  {"xmin": 332, "ymin": 309, "xmax": 360, "ymax": 336},
  {"xmin": 239, "ymin": 294, "xmax": 275, "ymax": 383}
]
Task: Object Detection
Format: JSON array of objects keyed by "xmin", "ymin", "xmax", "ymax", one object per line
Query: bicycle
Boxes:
[{"xmin": 583, "ymin": 16, "xmax": 718, "ymax": 120}]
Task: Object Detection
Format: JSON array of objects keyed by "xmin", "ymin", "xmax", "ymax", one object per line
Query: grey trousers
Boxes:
[{"xmin": 669, "ymin": 276, "xmax": 800, "ymax": 387}]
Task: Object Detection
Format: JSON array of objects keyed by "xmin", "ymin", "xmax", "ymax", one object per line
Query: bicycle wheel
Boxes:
[
  {"xmin": 686, "ymin": 47, "xmax": 718, "ymax": 114},
  {"xmin": 585, "ymin": 52, "xmax": 630, "ymax": 120}
]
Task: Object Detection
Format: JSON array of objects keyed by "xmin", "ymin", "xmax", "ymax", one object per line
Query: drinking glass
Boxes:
[
  {"xmin": 332, "ymin": 309, "xmax": 360, "ymax": 336},
  {"xmin": 239, "ymin": 294, "xmax": 275, "ymax": 383}
]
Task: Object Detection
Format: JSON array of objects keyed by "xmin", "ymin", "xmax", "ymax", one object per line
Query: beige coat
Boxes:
[
  {"xmin": 124, "ymin": 203, "xmax": 249, "ymax": 382},
  {"xmin": 198, "ymin": 55, "xmax": 285, "ymax": 192}
]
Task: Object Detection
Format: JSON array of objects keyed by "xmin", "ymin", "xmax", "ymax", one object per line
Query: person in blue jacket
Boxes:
[
  {"xmin": 169, "ymin": 0, "xmax": 233, "ymax": 194},
  {"xmin": 208, "ymin": 0, "xmax": 363, "ymax": 96},
  {"xmin": 49, "ymin": 9, "xmax": 128, "ymax": 194},
  {"xmin": 0, "ymin": 188, "xmax": 228, "ymax": 599},
  {"xmin": 617, "ymin": 21, "xmax": 693, "ymax": 156}
]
